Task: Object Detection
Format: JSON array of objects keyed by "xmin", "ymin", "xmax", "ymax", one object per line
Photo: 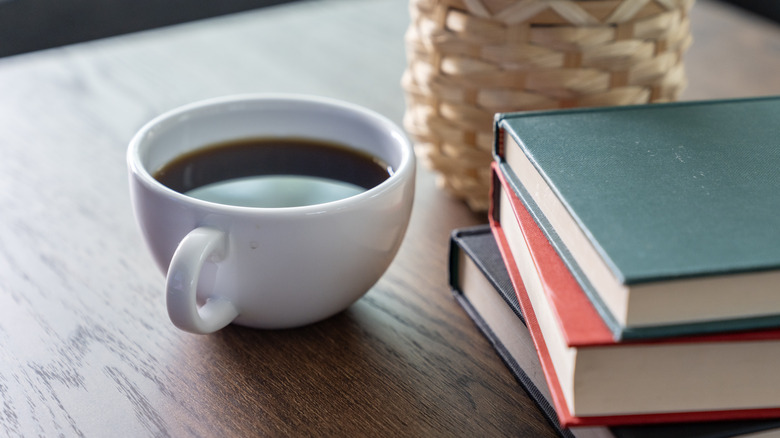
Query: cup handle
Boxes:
[{"xmin": 166, "ymin": 227, "xmax": 239, "ymax": 334}]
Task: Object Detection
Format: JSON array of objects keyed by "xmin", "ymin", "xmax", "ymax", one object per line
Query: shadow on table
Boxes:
[{"xmin": 175, "ymin": 307, "xmax": 413, "ymax": 433}]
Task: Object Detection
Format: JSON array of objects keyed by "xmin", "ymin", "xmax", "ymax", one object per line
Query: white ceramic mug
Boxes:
[{"xmin": 127, "ymin": 95, "xmax": 415, "ymax": 334}]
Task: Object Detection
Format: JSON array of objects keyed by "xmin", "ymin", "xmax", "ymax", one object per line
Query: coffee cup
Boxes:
[{"xmin": 127, "ymin": 94, "xmax": 415, "ymax": 334}]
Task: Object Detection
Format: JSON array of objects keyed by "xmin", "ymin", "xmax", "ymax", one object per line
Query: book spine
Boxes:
[
  {"xmin": 449, "ymin": 227, "xmax": 578, "ymax": 438},
  {"xmin": 492, "ymin": 116, "xmax": 509, "ymax": 162}
]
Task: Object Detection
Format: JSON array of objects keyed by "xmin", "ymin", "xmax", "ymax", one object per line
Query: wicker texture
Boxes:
[{"xmin": 403, "ymin": 0, "xmax": 695, "ymax": 211}]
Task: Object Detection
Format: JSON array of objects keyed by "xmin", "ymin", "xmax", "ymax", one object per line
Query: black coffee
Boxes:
[{"xmin": 153, "ymin": 137, "xmax": 392, "ymax": 208}]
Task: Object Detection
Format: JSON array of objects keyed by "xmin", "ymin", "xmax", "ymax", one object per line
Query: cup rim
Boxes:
[{"xmin": 127, "ymin": 93, "xmax": 414, "ymax": 214}]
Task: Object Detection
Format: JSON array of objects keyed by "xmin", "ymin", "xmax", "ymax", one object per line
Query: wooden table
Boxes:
[{"xmin": 1, "ymin": 0, "xmax": 779, "ymax": 436}]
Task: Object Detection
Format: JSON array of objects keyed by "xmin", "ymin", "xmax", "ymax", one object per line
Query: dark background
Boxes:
[
  {"xmin": 726, "ymin": 1, "xmax": 780, "ymax": 25},
  {"xmin": 0, "ymin": 0, "xmax": 776, "ymax": 59},
  {"xmin": 0, "ymin": 0, "xmax": 301, "ymax": 58}
]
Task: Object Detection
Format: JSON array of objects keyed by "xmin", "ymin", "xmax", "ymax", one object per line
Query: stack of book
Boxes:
[{"xmin": 449, "ymin": 97, "xmax": 780, "ymax": 437}]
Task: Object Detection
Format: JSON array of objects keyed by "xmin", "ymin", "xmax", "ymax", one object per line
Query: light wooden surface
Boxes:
[{"xmin": 0, "ymin": 0, "xmax": 779, "ymax": 436}]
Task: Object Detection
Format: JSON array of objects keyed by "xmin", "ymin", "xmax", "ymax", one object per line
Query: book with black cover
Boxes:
[{"xmin": 449, "ymin": 224, "xmax": 780, "ymax": 438}]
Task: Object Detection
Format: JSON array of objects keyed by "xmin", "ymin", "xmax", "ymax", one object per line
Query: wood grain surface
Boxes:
[{"xmin": 0, "ymin": 0, "xmax": 779, "ymax": 436}]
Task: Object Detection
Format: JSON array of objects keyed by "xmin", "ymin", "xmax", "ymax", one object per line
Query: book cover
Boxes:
[
  {"xmin": 449, "ymin": 224, "xmax": 780, "ymax": 438},
  {"xmin": 490, "ymin": 162, "xmax": 780, "ymax": 426},
  {"xmin": 493, "ymin": 96, "xmax": 780, "ymax": 339}
]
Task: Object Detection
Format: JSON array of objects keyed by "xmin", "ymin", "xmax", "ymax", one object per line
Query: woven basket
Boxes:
[{"xmin": 403, "ymin": 0, "xmax": 695, "ymax": 211}]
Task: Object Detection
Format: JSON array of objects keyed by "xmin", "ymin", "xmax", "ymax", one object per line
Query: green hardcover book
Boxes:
[{"xmin": 493, "ymin": 96, "xmax": 780, "ymax": 340}]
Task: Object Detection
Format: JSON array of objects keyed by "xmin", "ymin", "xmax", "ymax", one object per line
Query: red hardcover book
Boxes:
[{"xmin": 489, "ymin": 162, "xmax": 780, "ymax": 427}]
